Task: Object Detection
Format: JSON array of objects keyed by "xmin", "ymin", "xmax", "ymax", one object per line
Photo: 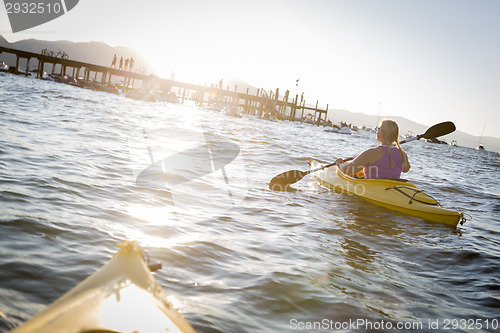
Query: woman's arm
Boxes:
[
  {"xmin": 400, "ymin": 150, "xmax": 411, "ymax": 173},
  {"xmin": 335, "ymin": 148, "xmax": 379, "ymax": 175}
]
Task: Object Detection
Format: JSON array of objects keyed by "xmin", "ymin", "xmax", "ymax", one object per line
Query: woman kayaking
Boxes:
[{"xmin": 335, "ymin": 119, "xmax": 411, "ymax": 179}]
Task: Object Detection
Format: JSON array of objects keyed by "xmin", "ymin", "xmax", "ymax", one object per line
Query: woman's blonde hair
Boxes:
[{"xmin": 379, "ymin": 119, "xmax": 402, "ymax": 167}]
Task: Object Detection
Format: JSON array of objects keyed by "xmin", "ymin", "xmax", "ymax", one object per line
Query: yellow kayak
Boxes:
[
  {"xmin": 11, "ymin": 241, "xmax": 196, "ymax": 333},
  {"xmin": 308, "ymin": 159, "xmax": 467, "ymax": 227}
]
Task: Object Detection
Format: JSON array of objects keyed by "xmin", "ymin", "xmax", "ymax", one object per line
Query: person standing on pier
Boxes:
[
  {"xmin": 125, "ymin": 57, "xmax": 129, "ymax": 71},
  {"xmin": 129, "ymin": 57, "xmax": 134, "ymax": 72},
  {"xmin": 119, "ymin": 57, "xmax": 124, "ymax": 70},
  {"xmin": 111, "ymin": 54, "xmax": 117, "ymax": 68}
]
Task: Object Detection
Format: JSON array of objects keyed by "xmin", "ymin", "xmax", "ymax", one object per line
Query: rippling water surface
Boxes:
[{"xmin": 1, "ymin": 73, "xmax": 499, "ymax": 332}]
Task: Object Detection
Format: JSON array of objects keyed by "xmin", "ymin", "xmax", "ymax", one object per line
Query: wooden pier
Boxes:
[{"xmin": 0, "ymin": 46, "xmax": 329, "ymax": 123}]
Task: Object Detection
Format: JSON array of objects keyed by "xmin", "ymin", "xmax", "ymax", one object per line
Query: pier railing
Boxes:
[{"xmin": 0, "ymin": 46, "xmax": 329, "ymax": 123}]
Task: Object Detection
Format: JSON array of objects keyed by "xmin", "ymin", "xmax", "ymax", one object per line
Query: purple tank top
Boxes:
[{"xmin": 364, "ymin": 146, "xmax": 403, "ymax": 179}]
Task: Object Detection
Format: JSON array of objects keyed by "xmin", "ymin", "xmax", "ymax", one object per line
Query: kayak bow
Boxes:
[{"xmin": 11, "ymin": 241, "xmax": 196, "ymax": 333}]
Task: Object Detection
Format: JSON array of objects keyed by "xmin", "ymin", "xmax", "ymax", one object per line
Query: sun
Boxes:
[
  {"xmin": 137, "ymin": 37, "xmax": 294, "ymax": 93},
  {"xmin": 139, "ymin": 42, "xmax": 232, "ymax": 86}
]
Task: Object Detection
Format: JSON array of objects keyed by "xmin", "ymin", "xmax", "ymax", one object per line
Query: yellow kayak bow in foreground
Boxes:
[{"xmin": 11, "ymin": 241, "xmax": 196, "ymax": 333}]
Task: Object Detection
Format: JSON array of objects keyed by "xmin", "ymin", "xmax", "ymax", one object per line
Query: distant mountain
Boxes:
[
  {"xmin": 0, "ymin": 35, "xmax": 153, "ymax": 73},
  {"xmin": 222, "ymin": 78, "xmax": 262, "ymax": 95},
  {"xmin": 1, "ymin": 36, "xmax": 499, "ymax": 153},
  {"xmin": 326, "ymin": 109, "xmax": 500, "ymax": 153}
]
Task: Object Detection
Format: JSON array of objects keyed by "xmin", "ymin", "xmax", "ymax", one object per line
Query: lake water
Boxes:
[{"xmin": 1, "ymin": 73, "xmax": 499, "ymax": 332}]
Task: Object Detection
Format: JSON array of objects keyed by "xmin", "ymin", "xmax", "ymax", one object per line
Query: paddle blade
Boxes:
[
  {"xmin": 268, "ymin": 170, "xmax": 308, "ymax": 190},
  {"xmin": 421, "ymin": 121, "xmax": 456, "ymax": 139}
]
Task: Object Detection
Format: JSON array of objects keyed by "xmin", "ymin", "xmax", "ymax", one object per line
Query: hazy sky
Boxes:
[{"xmin": 1, "ymin": 0, "xmax": 499, "ymax": 138}]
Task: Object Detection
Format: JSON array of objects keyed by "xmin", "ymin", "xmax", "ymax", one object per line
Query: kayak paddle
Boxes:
[{"xmin": 268, "ymin": 121, "xmax": 456, "ymax": 189}]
